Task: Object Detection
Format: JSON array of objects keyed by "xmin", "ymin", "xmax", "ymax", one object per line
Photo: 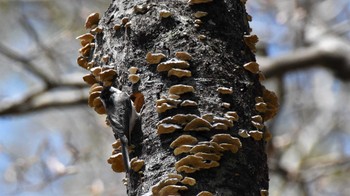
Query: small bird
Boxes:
[{"xmin": 100, "ymin": 86, "xmax": 140, "ymax": 172}]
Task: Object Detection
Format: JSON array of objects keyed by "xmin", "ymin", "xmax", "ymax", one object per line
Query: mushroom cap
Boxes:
[
  {"xmin": 152, "ymin": 177, "xmax": 181, "ymax": 195},
  {"xmin": 210, "ymin": 142, "xmax": 225, "ymax": 152},
  {"xmin": 177, "ymin": 165, "xmax": 198, "ymax": 173},
  {"xmin": 255, "ymin": 102, "xmax": 268, "ymax": 113},
  {"xmin": 168, "ymin": 68, "xmax": 192, "ymax": 78},
  {"xmin": 169, "ymin": 84, "xmax": 195, "ymax": 95},
  {"xmin": 220, "ymin": 143, "xmax": 240, "ymax": 153},
  {"xmin": 252, "ymin": 121, "xmax": 264, "ymax": 130},
  {"xmin": 90, "ymin": 67, "xmax": 102, "ymax": 77},
  {"xmin": 188, "ymin": 0, "xmax": 213, "ymax": 5},
  {"xmin": 262, "ymin": 87, "xmax": 279, "ymax": 121},
  {"xmin": 85, "ymin": 12, "xmax": 100, "ymax": 29},
  {"xmin": 181, "ymin": 177, "xmax": 196, "ymax": 186},
  {"xmin": 131, "ymin": 157, "xmax": 144, "ymax": 172},
  {"xmin": 244, "ymin": 34, "xmax": 259, "ymax": 52},
  {"xmin": 90, "ymin": 27, "xmax": 103, "ymax": 34},
  {"xmin": 167, "ymin": 173, "xmax": 183, "ymax": 180},
  {"xmin": 92, "ymin": 97, "xmax": 104, "ymax": 108},
  {"xmin": 79, "ymin": 43, "xmax": 93, "ymax": 56},
  {"xmin": 190, "ymin": 144, "xmax": 215, "ymax": 153},
  {"xmin": 211, "ymin": 134, "xmax": 242, "ymax": 148},
  {"xmin": 100, "ymin": 69, "xmax": 117, "ymax": 81},
  {"xmin": 255, "ymin": 96, "xmax": 264, "ymax": 103},
  {"xmin": 212, "ymin": 123, "xmax": 228, "ymax": 130},
  {"xmin": 243, "ymin": 62, "xmax": 259, "ymax": 74},
  {"xmin": 194, "ymin": 152, "xmax": 221, "ymax": 161},
  {"xmin": 113, "ymin": 24, "xmax": 121, "ymax": 31},
  {"xmin": 88, "ymin": 91, "xmax": 101, "ymax": 107},
  {"xmin": 156, "ymin": 103, "xmax": 176, "ymax": 113},
  {"xmin": 83, "ymin": 74, "xmax": 97, "ymax": 85},
  {"xmin": 251, "ymin": 115, "xmax": 263, "ymax": 123},
  {"xmin": 157, "ymin": 59, "xmax": 190, "ymax": 72},
  {"xmin": 128, "ymin": 66, "xmax": 138, "ymax": 74},
  {"xmin": 175, "ymin": 51, "xmax": 193, "ymax": 61},
  {"xmin": 128, "ymin": 74, "xmax": 140, "ymax": 84},
  {"xmin": 107, "ymin": 153, "xmax": 125, "ymax": 172},
  {"xmin": 175, "ymin": 155, "xmax": 203, "ymax": 169},
  {"xmin": 121, "ymin": 17, "xmax": 129, "ymax": 25},
  {"xmin": 76, "ymin": 33, "xmax": 95, "ymax": 46},
  {"xmin": 94, "ymin": 105, "xmax": 106, "ymax": 115},
  {"xmin": 213, "ymin": 116, "xmax": 233, "ymax": 127},
  {"xmin": 184, "ymin": 118, "xmax": 212, "ymax": 131},
  {"xmin": 180, "ymin": 100, "xmax": 197, "ymax": 107},
  {"xmin": 201, "ymin": 113, "xmax": 214, "ymax": 123},
  {"xmin": 146, "ymin": 52, "xmax": 166, "ymax": 64},
  {"xmin": 159, "ymin": 185, "xmax": 188, "ymax": 196},
  {"xmin": 193, "ymin": 11, "xmax": 208, "ymax": 18},
  {"xmin": 197, "ymin": 191, "xmax": 214, "ymax": 196},
  {"xmin": 77, "ymin": 56, "xmax": 88, "ymax": 69},
  {"xmin": 159, "ymin": 10, "xmax": 172, "ymax": 18},
  {"xmin": 170, "ymin": 135, "xmax": 198, "ymax": 148},
  {"xmin": 249, "ymin": 130, "xmax": 263, "ymax": 141},
  {"xmin": 194, "ymin": 19, "xmax": 202, "ymax": 24},
  {"xmin": 238, "ymin": 129, "xmax": 250, "ymax": 138},
  {"xmin": 225, "ymin": 111, "xmax": 239, "ymax": 121},
  {"xmin": 157, "ymin": 123, "xmax": 182, "ymax": 134},
  {"xmin": 174, "ymin": 145, "xmax": 193, "ymax": 156},
  {"xmin": 217, "ymin": 87, "xmax": 233, "ymax": 94}
]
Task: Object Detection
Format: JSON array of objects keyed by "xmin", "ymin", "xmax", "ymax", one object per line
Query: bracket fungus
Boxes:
[
  {"xmin": 262, "ymin": 87, "xmax": 279, "ymax": 121},
  {"xmin": 175, "ymin": 155, "xmax": 219, "ymax": 173},
  {"xmin": 130, "ymin": 157, "xmax": 144, "ymax": 172},
  {"xmin": 134, "ymin": 4, "xmax": 150, "ymax": 14},
  {"xmin": 238, "ymin": 129, "xmax": 250, "ymax": 138},
  {"xmin": 211, "ymin": 134, "xmax": 242, "ymax": 153},
  {"xmin": 175, "ymin": 51, "xmax": 193, "ymax": 61},
  {"xmin": 212, "ymin": 123, "xmax": 228, "ymax": 130},
  {"xmin": 184, "ymin": 118, "xmax": 212, "ymax": 131},
  {"xmin": 194, "ymin": 152, "xmax": 221, "ymax": 161},
  {"xmin": 198, "ymin": 34, "xmax": 207, "ymax": 41},
  {"xmin": 169, "ymin": 84, "xmax": 195, "ymax": 95},
  {"xmin": 121, "ymin": 17, "xmax": 129, "ymax": 25},
  {"xmin": 151, "ymin": 177, "xmax": 182, "ymax": 196},
  {"xmin": 90, "ymin": 67, "xmax": 102, "ymax": 77},
  {"xmin": 174, "ymin": 145, "xmax": 194, "ymax": 156},
  {"xmin": 157, "ymin": 123, "xmax": 182, "ymax": 134},
  {"xmin": 193, "ymin": 11, "xmax": 208, "ymax": 18},
  {"xmin": 249, "ymin": 130, "xmax": 263, "ymax": 141},
  {"xmin": 90, "ymin": 27, "xmax": 103, "ymax": 34},
  {"xmin": 146, "ymin": 52, "xmax": 166, "ymax": 64},
  {"xmin": 202, "ymin": 113, "xmax": 214, "ymax": 123},
  {"xmin": 170, "ymin": 135, "xmax": 198, "ymax": 148},
  {"xmin": 244, "ymin": 34, "xmax": 259, "ymax": 53},
  {"xmin": 94, "ymin": 105, "xmax": 107, "ymax": 115},
  {"xmin": 88, "ymin": 91, "xmax": 101, "ymax": 107},
  {"xmin": 221, "ymin": 102, "xmax": 231, "ymax": 109},
  {"xmin": 190, "ymin": 144, "xmax": 215, "ymax": 153},
  {"xmin": 167, "ymin": 173, "xmax": 183, "ymax": 180},
  {"xmin": 181, "ymin": 177, "xmax": 196, "ymax": 186},
  {"xmin": 260, "ymin": 189, "xmax": 269, "ymax": 196},
  {"xmin": 197, "ymin": 191, "xmax": 214, "ymax": 196},
  {"xmin": 180, "ymin": 100, "xmax": 198, "ymax": 107},
  {"xmin": 157, "ymin": 59, "xmax": 190, "ymax": 72},
  {"xmin": 188, "ymin": 0, "xmax": 213, "ymax": 5},
  {"xmin": 225, "ymin": 111, "xmax": 239, "ymax": 122},
  {"xmin": 243, "ymin": 62, "xmax": 259, "ymax": 74},
  {"xmin": 85, "ymin": 12, "xmax": 100, "ymax": 29},
  {"xmin": 113, "ymin": 24, "xmax": 121, "ymax": 31},
  {"xmin": 168, "ymin": 68, "xmax": 192, "ymax": 78},
  {"xmin": 217, "ymin": 87, "xmax": 233, "ymax": 95},
  {"xmin": 156, "ymin": 103, "xmax": 176, "ymax": 113},
  {"xmin": 159, "ymin": 10, "xmax": 172, "ymax": 18},
  {"xmin": 79, "ymin": 43, "xmax": 94, "ymax": 56},
  {"xmin": 158, "ymin": 185, "xmax": 188, "ymax": 196},
  {"xmin": 100, "ymin": 69, "xmax": 117, "ymax": 81},
  {"xmin": 255, "ymin": 102, "xmax": 268, "ymax": 113},
  {"xmin": 107, "ymin": 153, "xmax": 125, "ymax": 172},
  {"xmin": 251, "ymin": 115, "xmax": 263, "ymax": 123},
  {"xmin": 76, "ymin": 33, "xmax": 94, "ymax": 46},
  {"xmin": 128, "ymin": 66, "xmax": 138, "ymax": 74},
  {"xmin": 128, "ymin": 74, "xmax": 140, "ymax": 84},
  {"xmin": 77, "ymin": 56, "xmax": 88, "ymax": 69},
  {"xmin": 213, "ymin": 116, "xmax": 233, "ymax": 127},
  {"xmin": 83, "ymin": 74, "xmax": 97, "ymax": 85}
]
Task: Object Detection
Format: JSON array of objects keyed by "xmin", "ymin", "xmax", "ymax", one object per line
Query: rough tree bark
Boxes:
[{"xmin": 80, "ymin": 0, "xmax": 278, "ymax": 195}]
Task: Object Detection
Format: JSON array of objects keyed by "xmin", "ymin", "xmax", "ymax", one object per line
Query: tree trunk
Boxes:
[{"xmin": 87, "ymin": 0, "xmax": 274, "ymax": 195}]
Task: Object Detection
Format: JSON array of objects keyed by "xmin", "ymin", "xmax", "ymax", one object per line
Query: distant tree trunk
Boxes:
[{"xmin": 91, "ymin": 0, "xmax": 274, "ymax": 195}]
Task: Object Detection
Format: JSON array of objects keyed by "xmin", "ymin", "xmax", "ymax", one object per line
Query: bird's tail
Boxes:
[{"xmin": 120, "ymin": 135, "xmax": 131, "ymax": 172}]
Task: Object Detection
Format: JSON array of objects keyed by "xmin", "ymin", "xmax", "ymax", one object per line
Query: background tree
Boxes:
[{"xmin": 0, "ymin": 0, "xmax": 349, "ymax": 195}]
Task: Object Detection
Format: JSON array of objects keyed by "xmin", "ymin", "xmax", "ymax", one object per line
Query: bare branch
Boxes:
[
  {"xmin": 0, "ymin": 88, "xmax": 89, "ymax": 115},
  {"xmin": 260, "ymin": 37, "xmax": 350, "ymax": 80}
]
